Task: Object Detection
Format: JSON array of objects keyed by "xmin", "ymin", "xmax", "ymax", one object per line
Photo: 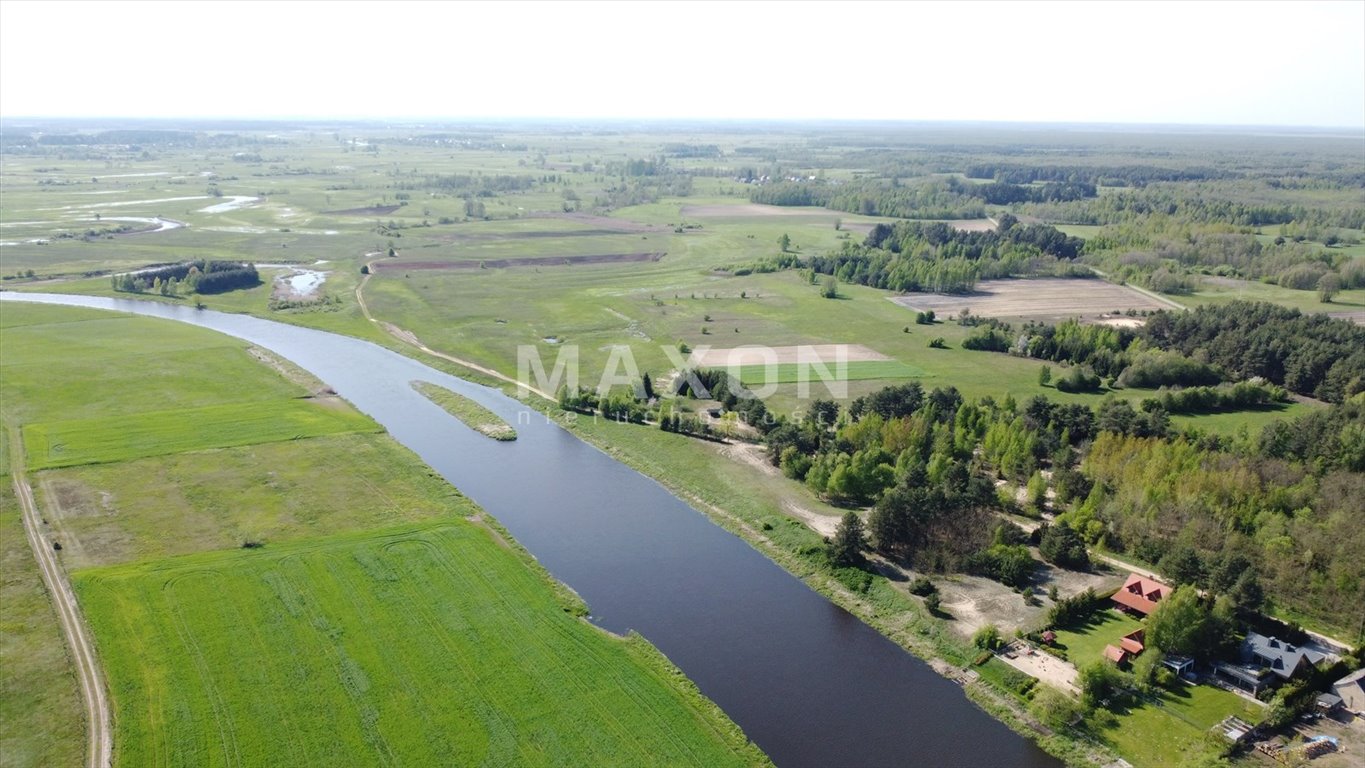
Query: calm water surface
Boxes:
[{"xmin": 3, "ymin": 293, "xmax": 1060, "ymax": 768}]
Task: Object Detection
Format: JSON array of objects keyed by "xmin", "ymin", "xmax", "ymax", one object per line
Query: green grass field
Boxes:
[
  {"xmin": 413, "ymin": 381, "xmax": 516, "ymax": 440},
  {"xmin": 1049, "ymin": 609, "xmax": 1145, "ymax": 666},
  {"xmin": 75, "ymin": 522, "xmax": 760, "ymax": 768},
  {"xmin": 0, "ymin": 484, "xmax": 86, "ymax": 768},
  {"xmin": 1089, "ymin": 683, "xmax": 1263, "ymax": 768},
  {"xmin": 23, "ymin": 398, "xmax": 379, "ymax": 469}
]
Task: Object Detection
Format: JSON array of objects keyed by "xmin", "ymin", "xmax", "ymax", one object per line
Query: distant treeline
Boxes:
[
  {"xmin": 401, "ymin": 174, "xmax": 535, "ymax": 195},
  {"xmin": 34, "ymin": 130, "xmax": 198, "ymax": 146},
  {"xmin": 965, "ymin": 162, "xmax": 1230, "ymax": 187},
  {"xmin": 748, "ymin": 177, "xmax": 1095, "ymax": 219},
  {"xmin": 112, "ymin": 260, "xmax": 260, "ymax": 295}
]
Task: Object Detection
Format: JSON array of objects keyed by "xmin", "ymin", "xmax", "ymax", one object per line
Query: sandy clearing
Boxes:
[
  {"xmin": 689, "ymin": 344, "xmax": 890, "ymax": 366},
  {"xmin": 997, "ymin": 640, "xmax": 1079, "ymax": 694},
  {"xmin": 888, "ymin": 278, "xmax": 1177, "ymax": 320},
  {"xmin": 682, "ymin": 203, "xmax": 843, "ymax": 219},
  {"xmin": 1096, "ymin": 316, "xmax": 1146, "ymax": 328}
]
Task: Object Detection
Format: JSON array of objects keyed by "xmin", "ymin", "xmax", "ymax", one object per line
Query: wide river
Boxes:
[{"xmin": 3, "ymin": 293, "xmax": 1060, "ymax": 768}]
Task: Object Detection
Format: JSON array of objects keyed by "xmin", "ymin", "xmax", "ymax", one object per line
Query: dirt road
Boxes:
[
  {"xmin": 9, "ymin": 430, "xmax": 112, "ymax": 768},
  {"xmin": 355, "ymin": 255, "xmax": 554, "ymax": 401}
]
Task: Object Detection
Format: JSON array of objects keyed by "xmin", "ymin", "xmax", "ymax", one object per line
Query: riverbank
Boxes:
[{"xmin": 556, "ymin": 414, "xmax": 1112, "ymax": 768}]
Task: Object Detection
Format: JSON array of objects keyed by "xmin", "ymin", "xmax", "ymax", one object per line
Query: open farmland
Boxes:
[
  {"xmin": 74, "ymin": 522, "xmax": 760, "ymax": 768},
  {"xmin": 0, "ymin": 304, "xmax": 761, "ymax": 767},
  {"xmin": 23, "ymin": 398, "xmax": 378, "ymax": 469},
  {"xmin": 888, "ymin": 278, "xmax": 1179, "ymax": 320}
]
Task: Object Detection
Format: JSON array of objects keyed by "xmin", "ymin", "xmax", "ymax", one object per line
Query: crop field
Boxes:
[
  {"xmin": 23, "ymin": 398, "xmax": 378, "ymax": 469},
  {"xmin": 74, "ymin": 522, "xmax": 759, "ymax": 768},
  {"xmin": 887, "ymin": 278, "xmax": 1178, "ymax": 320}
]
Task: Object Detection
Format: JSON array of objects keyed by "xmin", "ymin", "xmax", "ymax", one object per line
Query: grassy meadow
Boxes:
[
  {"xmin": 75, "ymin": 522, "xmax": 762, "ymax": 768},
  {"xmin": 0, "ymin": 304, "xmax": 764, "ymax": 767}
]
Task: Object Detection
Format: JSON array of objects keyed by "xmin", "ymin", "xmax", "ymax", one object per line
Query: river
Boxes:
[{"xmin": 1, "ymin": 292, "xmax": 1060, "ymax": 768}]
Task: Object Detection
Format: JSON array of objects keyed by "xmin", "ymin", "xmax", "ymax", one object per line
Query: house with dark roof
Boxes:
[
  {"xmin": 1333, "ymin": 668, "xmax": 1365, "ymax": 714},
  {"xmin": 1110, "ymin": 573, "xmax": 1172, "ymax": 616},
  {"xmin": 1242, "ymin": 632, "xmax": 1326, "ymax": 681}
]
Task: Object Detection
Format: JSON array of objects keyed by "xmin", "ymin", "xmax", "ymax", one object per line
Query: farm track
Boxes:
[
  {"xmin": 8, "ymin": 429, "xmax": 112, "ymax": 768},
  {"xmin": 356, "ymin": 256, "xmax": 554, "ymax": 401}
]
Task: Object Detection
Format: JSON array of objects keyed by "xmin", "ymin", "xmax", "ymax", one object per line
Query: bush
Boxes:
[
  {"xmin": 909, "ymin": 577, "xmax": 937, "ymax": 596},
  {"xmin": 928, "ymin": 337, "xmax": 948, "ymax": 349},
  {"xmin": 1055, "ymin": 366, "xmax": 1102, "ymax": 393},
  {"xmin": 973, "ymin": 624, "xmax": 1004, "ymax": 651}
]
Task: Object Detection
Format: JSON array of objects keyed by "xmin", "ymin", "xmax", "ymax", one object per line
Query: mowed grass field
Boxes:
[
  {"xmin": 0, "ymin": 304, "xmax": 764, "ymax": 767},
  {"xmin": 1089, "ymin": 683, "xmax": 1262, "ymax": 768},
  {"xmin": 75, "ymin": 522, "xmax": 761, "ymax": 768},
  {"xmin": 23, "ymin": 398, "xmax": 378, "ymax": 469}
]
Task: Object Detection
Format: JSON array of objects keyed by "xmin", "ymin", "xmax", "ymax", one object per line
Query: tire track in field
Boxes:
[
  {"xmin": 162, "ymin": 570, "xmax": 243, "ymax": 767},
  {"xmin": 9, "ymin": 428, "xmax": 113, "ymax": 768}
]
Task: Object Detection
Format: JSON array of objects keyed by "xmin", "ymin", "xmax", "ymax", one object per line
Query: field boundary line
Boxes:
[{"xmin": 8, "ymin": 428, "xmax": 113, "ymax": 768}]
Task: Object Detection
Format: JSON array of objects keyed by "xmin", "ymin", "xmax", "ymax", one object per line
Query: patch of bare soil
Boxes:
[
  {"xmin": 377, "ymin": 252, "xmax": 664, "ymax": 271},
  {"xmin": 1327, "ymin": 310, "xmax": 1365, "ymax": 325},
  {"xmin": 524, "ymin": 211, "xmax": 664, "ymax": 233},
  {"xmin": 323, "ymin": 204, "xmax": 402, "ymax": 216},
  {"xmin": 689, "ymin": 343, "xmax": 890, "ymax": 366},
  {"xmin": 888, "ymin": 278, "xmax": 1176, "ymax": 320}
]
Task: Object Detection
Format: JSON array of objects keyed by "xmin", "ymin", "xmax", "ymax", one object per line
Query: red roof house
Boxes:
[
  {"xmin": 1103, "ymin": 644, "xmax": 1129, "ymax": 664},
  {"xmin": 1111, "ymin": 573, "xmax": 1172, "ymax": 616},
  {"xmin": 1120, "ymin": 630, "xmax": 1145, "ymax": 656}
]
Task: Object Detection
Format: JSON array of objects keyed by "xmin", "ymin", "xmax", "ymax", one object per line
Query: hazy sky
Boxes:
[{"xmin": 2, "ymin": 0, "xmax": 1363, "ymax": 127}]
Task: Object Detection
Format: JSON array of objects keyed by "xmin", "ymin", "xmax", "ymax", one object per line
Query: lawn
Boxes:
[
  {"xmin": 23, "ymin": 398, "xmax": 379, "ymax": 469},
  {"xmin": 1050, "ymin": 609, "xmax": 1145, "ymax": 666},
  {"xmin": 74, "ymin": 522, "xmax": 762, "ymax": 768},
  {"xmin": 1090, "ymin": 682, "xmax": 1263, "ymax": 768}
]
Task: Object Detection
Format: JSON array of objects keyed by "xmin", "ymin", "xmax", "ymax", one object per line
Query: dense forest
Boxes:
[
  {"xmin": 111, "ymin": 260, "xmax": 260, "ymax": 295},
  {"xmin": 753, "ymin": 376, "xmax": 1365, "ymax": 637},
  {"xmin": 965, "ymin": 302, "xmax": 1365, "ymax": 403},
  {"xmin": 796, "ymin": 215, "xmax": 1087, "ymax": 294}
]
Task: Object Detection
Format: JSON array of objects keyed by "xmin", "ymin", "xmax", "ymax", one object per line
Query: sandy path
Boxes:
[{"xmin": 9, "ymin": 430, "xmax": 112, "ymax": 768}]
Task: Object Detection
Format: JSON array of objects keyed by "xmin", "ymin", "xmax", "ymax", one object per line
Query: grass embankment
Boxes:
[
  {"xmin": 0, "ymin": 304, "xmax": 766, "ymax": 767},
  {"xmin": 412, "ymin": 380, "xmax": 516, "ymax": 440},
  {"xmin": 0, "ymin": 483, "xmax": 85, "ymax": 768}
]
